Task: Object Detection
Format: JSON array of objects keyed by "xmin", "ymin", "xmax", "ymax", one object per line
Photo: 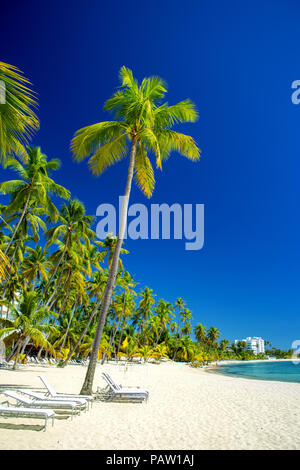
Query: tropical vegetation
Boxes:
[{"xmin": 0, "ymin": 62, "xmax": 283, "ymax": 389}]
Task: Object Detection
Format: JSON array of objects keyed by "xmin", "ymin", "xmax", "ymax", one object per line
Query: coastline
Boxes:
[
  {"xmin": 205, "ymin": 358, "xmax": 300, "ymax": 385},
  {"xmin": 0, "ymin": 360, "xmax": 300, "ymax": 450}
]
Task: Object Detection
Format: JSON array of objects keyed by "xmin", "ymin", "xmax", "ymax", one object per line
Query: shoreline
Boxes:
[
  {"xmin": 0, "ymin": 360, "xmax": 300, "ymax": 450},
  {"xmin": 206, "ymin": 358, "xmax": 300, "ymax": 385}
]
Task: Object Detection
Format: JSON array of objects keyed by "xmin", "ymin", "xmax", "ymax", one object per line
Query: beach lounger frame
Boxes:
[
  {"xmin": 2, "ymin": 390, "xmax": 79, "ymax": 420},
  {"xmin": 38, "ymin": 375, "xmax": 94, "ymax": 409},
  {"xmin": 0, "ymin": 400, "xmax": 55, "ymax": 431},
  {"xmin": 101, "ymin": 373, "xmax": 149, "ymax": 402},
  {"xmin": 19, "ymin": 389, "xmax": 88, "ymax": 413}
]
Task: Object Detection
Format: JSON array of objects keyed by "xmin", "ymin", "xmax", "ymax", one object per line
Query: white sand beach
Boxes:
[{"xmin": 0, "ymin": 360, "xmax": 300, "ymax": 450}]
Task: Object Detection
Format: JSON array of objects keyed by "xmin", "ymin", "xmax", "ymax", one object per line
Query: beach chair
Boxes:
[
  {"xmin": 19, "ymin": 389, "xmax": 88, "ymax": 412},
  {"xmin": 2, "ymin": 390, "xmax": 79, "ymax": 420},
  {"xmin": 103, "ymin": 372, "xmax": 149, "ymax": 396},
  {"xmin": 0, "ymin": 400, "xmax": 55, "ymax": 431},
  {"xmin": 38, "ymin": 375, "xmax": 94, "ymax": 409},
  {"xmin": 100, "ymin": 373, "xmax": 149, "ymax": 402}
]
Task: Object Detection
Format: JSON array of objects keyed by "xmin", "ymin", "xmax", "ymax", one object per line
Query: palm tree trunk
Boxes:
[
  {"xmin": 80, "ymin": 137, "xmax": 137, "ymax": 394},
  {"xmin": 4, "ymin": 185, "xmax": 32, "ymax": 256},
  {"xmin": 13, "ymin": 338, "xmax": 23, "ymax": 370},
  {"xmin": 61, "ymin": 295, "xmax": 103, "ymax": 367},
  {"xmin": 20, "ymin": 337, "xmax": 30, "ymax": 355},
  {"xmin": 7, "ymin": 338, "xmax": 22, "ymax": 362},
  {"xmin": 44, "ymin": 231, "xmax": 70, "ymax": 298},
  {"xmin": 46, "ymin": 265, "xmax": 71, "ymax": 309},
  {"xmin": 1, "ymin": 238, "xmax": 22, "ymax": 298},
  {"xmin": 60, "ymin": 296, "xmax": 79, "ymax": 350},
  {"xmin": 103, "ymin": 295, "xmax": 126, "ymax": 364}
]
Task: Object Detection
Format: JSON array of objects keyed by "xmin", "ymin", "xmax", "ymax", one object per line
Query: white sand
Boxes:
[{"xmin": 0, "ymin": 360, "xmax": 300, "ymax": 450}]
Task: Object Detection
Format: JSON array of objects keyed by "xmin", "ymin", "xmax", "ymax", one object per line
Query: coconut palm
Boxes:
[
  {"xmin": 0, "ymin": 290, "xmax": 57, "ymax": 369},
  {"xmin": 220, "ymin": 338, "xmax": 230, "ymax": 351},
  {"xmin": 21, "ymin": 245, "xmax": 50, "ymax": 289},
  {"xmin": 96, "ymin": 233, "xmax": 128, "ymax": 270},
  {"xmin": 152, "ymin": 299, "xmax": 174, "ymax": 348},
  {"xmin": 194, "ymin": 323, "xmax": 206, "ymax": 344},
  {"xmin": 206, "ymin": 326, "xmax": 220, "ymax": 348},
  {"xmin": 71, "ymin": 66, "xmax": 200, "ymax": 393},
  {"xmin": 44, "ymin": 199, "xmax": 94, "ymax": 297},
  {"xmin": 0, "ymin": 62, "xmax": 39, "ymax": 164},
  {"xmin": 0, "ymin": 147, "xmax": 70, "ymax": 256},
  {"xmin": 134, "ymin": 286, "xmax": 155, "ymax": 345}
]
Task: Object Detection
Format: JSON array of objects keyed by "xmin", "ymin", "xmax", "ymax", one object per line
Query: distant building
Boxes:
[{"xmin": 235, "ymin": 337, "xmax": 265, "ymax": 355}]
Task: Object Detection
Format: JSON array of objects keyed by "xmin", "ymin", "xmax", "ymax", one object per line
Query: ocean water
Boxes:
[{"xmin": 214, "ymin": 360, "xmax": 300, "ymax": 384}]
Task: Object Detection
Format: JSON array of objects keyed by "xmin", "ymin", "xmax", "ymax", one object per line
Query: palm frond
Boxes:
[{"xmin": 134, "ymin": 143, "xmax": 155, "ymax": 198}]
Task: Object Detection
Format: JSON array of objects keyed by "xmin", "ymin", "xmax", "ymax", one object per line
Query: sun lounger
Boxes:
[
  {"xmin": 101, "ymin": 373, "xmax": 149, "ymax": 402},
  {"xmin": 19, "ymin": 389, "xmax": 88, "ymax": 412},
  {"xmin": 103, "ymin": 372, "xmax": 149, "ymax": 396},
  {"xmin": 0, "ymin": 400, "xmax": 55, "ymax": 431},
  {"xmin": 2, "ymin": 390, "xmax": 79, "ymax": 419},
  {"xmin": 38, "ymin": 375, "xmax": 94, "ymax": 408}
]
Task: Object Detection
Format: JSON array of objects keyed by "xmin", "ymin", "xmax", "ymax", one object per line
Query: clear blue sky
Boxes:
[{"xmin": 1, "ymin": 0, "xmax": 300, "ymax": 349}]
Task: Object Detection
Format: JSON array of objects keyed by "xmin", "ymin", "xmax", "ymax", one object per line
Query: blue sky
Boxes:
[{"xmin": 1, "ymin": 0, "xmax": 300, "ymax": 348}]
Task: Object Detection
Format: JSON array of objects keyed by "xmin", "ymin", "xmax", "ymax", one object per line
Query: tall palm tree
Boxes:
[
  {"xmin": 0, "ymin": 62, "xmax": 39, "ymax": 164},
  {"xmin": 172, "ymin": 298, "xmax": 187, "ymax": 360},
  {"xmin": 206, "ymin": 326, "xmax": 220, "ymax": 348},
  {"xmin": 194, "ymin": 323, "xmax": 206, "ymax": 344},
  {"xmin": 220, "ymin": 338, "xmax": 230, "ymax": 351},
  {"xmin": 44, "ymin": 199, "xmax": 94, "ymax": 296},
  {"xmin": 0, "ymin": 146, "xmax": 70, "ymax": 255},
  {"xmin": 152, "ymin": 299, "xmax": 174, "ymax": 348},
  {"xmin": 134, "ymin": 286, "xmax": 155, "ymax": 345},
  {"xmin": 71, "ymin": 66, "xmax": 200, "ymax": 394},
  {"xmin": 21, "ymin": 245, "xmax": 50, "ymax": 289}
]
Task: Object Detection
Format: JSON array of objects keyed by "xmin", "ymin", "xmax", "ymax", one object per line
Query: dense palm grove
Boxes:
[{"xmin": 0, "ymin": 62, "xmax": 290, "ymax": 374}]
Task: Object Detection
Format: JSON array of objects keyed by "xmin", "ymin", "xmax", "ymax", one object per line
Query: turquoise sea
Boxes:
[{"xmin": 214, "ymin": 360, "xmax": 300, "ymax": 384}]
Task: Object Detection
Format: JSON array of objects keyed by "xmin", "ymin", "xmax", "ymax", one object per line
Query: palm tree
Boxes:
[
  {"xmin": 44, "ymin": 199, "xmax": 94, "ymax": 300},
  {"xmin": 206, "ymin": 326, "xmax": 220, "ymax": 349},
  {"xmin": 194, "ymin": 323, "xmax": 206, "ymax": 344},
  {"xmin": 96, "ymin": 233, "xmax": 128, "ymax": 270},
  {"xmin": 152, "ymin": 299, "xmax": 174, "ymax": 348},
  {"xmin": 219, "ymin": 338, "xmax": 230, "ymax": 352},
  {"xmin": 172, "ymin": 298, "xmax": 187, "ymax": 360},
  {"xmin": 71, "ymin": 66, "xmax": 200, "ymax": 394},
  {"xmin": 0, "ymin": 62, "xmax": 39, "ymax": 164},
  {"xmin": 61, "ymin": 270, "xmax": 110, "ymax": 367},
  {"xmin": 21, "ymin": 245, "xmax": 50, "ymax": 289},
  {"xmin": 134, "ymin": 286, "xmax": 155, "ymax": 345},
  {"xmin": 0, "ymin": 147, "xmax": 70, "ymax": 256},
  {"xmin": 0, "ymin": 290, "xmax": 57, "ymax": 369}
]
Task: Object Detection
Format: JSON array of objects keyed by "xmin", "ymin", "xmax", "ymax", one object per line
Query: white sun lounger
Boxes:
[
  {"xmin": 0, "ymin": 401, "xmax": 55, "ymax": 431},
  {"xmin": 18, "ymin": 389, "xmax": 88, "ymax": 412},
  {"xmin": 103, "ymin": 372, "xmax": 149, "ymax": 396},
  {"xmin": 2, "ymin": 390, "xmax": 79, "ymax": 420},
  {"xmin": 101, "ymin": 373, "xmax": 149, "ymax": 402},
  {"xmin": 38, "ymin": 375, "xmax": 94, "ymax": 408}
]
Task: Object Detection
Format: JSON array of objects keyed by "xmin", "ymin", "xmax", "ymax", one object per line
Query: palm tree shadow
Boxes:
[
  {"xmin": 0, "ymin": 384, "xmax": 32, "ymax": 390},
  {"xmin": 0, "ymin": 421, "xmax": 44, "ymax": 432}
]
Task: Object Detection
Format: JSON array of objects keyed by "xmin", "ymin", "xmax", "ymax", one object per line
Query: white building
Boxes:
[{"xmin": 235, "ymin": 337, "xmax": 265, "ymax": 355}]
